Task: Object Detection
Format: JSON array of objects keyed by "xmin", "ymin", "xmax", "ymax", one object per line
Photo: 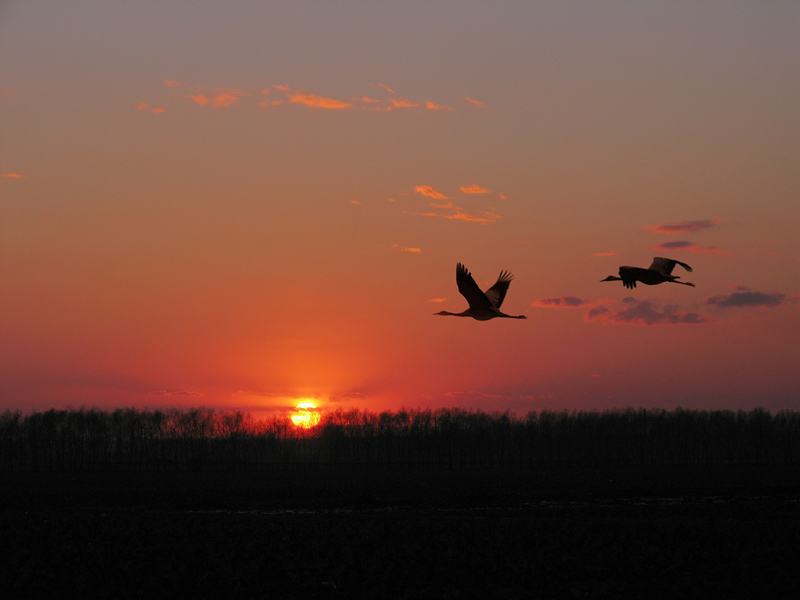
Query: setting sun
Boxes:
[{"xmin": 291, "ymin": 402, "xmax": 321, "ymax": 429}]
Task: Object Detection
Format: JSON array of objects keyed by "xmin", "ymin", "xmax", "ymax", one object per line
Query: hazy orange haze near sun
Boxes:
[{"xmin": 1, "ymin": 1, "xmax": 798, "ymax": 418}]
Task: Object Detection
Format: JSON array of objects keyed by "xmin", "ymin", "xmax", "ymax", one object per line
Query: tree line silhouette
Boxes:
[{"xmin": 1, "ymin": 406, "xmax": 798, "ymax": 471}]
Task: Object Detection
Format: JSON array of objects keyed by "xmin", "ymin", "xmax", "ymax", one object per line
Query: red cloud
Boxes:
[
  {"xmin": 415, "ymin": 185, "xmax": 450, "ymax": 200},
  {"xmin": 706, "ymin": 288, "xmax": 794, "ymax": 309},
  {"xmin": 392, "ymin": 244, "xmax": 422, "ymax": 253},
  {"xmin": 288, "ymin": 91, "xmax": 352, "ymax": 109},
  {"xmin": 533, "ymin": 297, "xmax": 590, "ymax": 308},
  {"xmin": 1, "ymin": 172, "xmax": 28, "ymax": 178},
  {"xmin": 388, "ymin": 97, "xmax": 419, "ymax": 109},
  {"xmin": 189, "ymin": 94, "xmax": 210, "ymax": 106},
  {"xmin": 158, "ymin": 81, "xmax": 481, "ymax": 116},
  {"xmin": 429, "ymin": 201, "xmax": 457, "ymax": 209},
  {"xmin": 410, "ymin": 205, "xmax": 501, "ymax": 224},
  {"xmin": 445, "ymin": 210, "xmax": 502, "ymax": 223},
  {"xmin": 148, "ymin": 389, "xmax": 206, "ymax": 398},
  {"xmin": 374, "ymin": 83, "xmax": 396, "ymax": 94},
  {"xmin": 460, "ymin": 185, "xmax": 490, "ymax": 195},
  {"xmin": 213, "ymin": 92, "xmax": 240, "ymax": 108},
  {"xmin": 137, "ymin": 102, "xmax": 164, "ymax": 114},
  {"xmin": 444, "ymin": 390, "xmax": 503, "ymax": 400},
  {"xmin": 410, "ymin": 186, "xmax": 502, "ymax": 223},
  {"xmin": 585, "ymin": 298, "xmax": 708, "ymax": 326},
  {"xmin": 647, "ymin": 219, "xmax": 722, "ymax": 234},
  {"xmin": 465, "ymin": 97, "xmax": 486, "ymax": 108},
  {"xmin": 327, "ymin": 391, "xmax": 369, "ymax": 404},
  {"xmin": 216, "ymin": 87, "xmax": 248, "ymax": 95},
  {"xmin": 653, "ymin": 241, "xmax": 733, "ymax": 255}
]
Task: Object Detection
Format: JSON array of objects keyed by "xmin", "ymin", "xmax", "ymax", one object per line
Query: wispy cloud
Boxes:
[
  {"xmin": 585, "ymin": 298, "xmax": 709, "ymax": 326},
  {"xmin": 148, "ymin": 389, "xmax": 206, "ymax": 398},
  {"xmin": 1, "ymin": 172, "xmax": 28, "ymax": 179},
  {"xmin": 409, "ymin": 185, "xmax": 503, "ymax": 223},
  {"xmin": 233, "ymin": 389, "xmax": 291, "ymax": 400},
  {"xmin": 185, "ymin": 87, "xmax": 251, "ymax": 108},
  {"xmin": 429, "ymin": 201, "xmax": 458, "ymax": 210},
  {"xmin": 213, "ymin": 92, "xmax": 241, "ymax": 108},
  {"xmin": 706, "ymin": 287, "xmax": 794, "ymax": 309},
  {"xmin": 460, "ymin": 184, "xmax": 490, "ymax": 195},
  {"xmin": 148, "ymin": 81, "xmax": 470, "ymax": 115},
  {"xmin": 415, "ymin": 185, "xmax": 450, "ymax": 200},
  {"xmin": 135, "ymin": 102, "xmax": 164, "ymax": 114},
  {"xmin": 352, "ymin": 96, "xmax": 382, "ymax": 104},
  {"xmin": 445, "ymin": 390, "xmax": 503, "ymax": 400},
  {"xmin": 189, "ymin": 94, "xmax": 210, "ymax": 106},
  {"xmin": 653, "ymin": 240, "xmax": 733, "ymax": 255},
  {"xmin": 288, "ymin": 90, "xmax": 352, "ymax": 109},
  {"xmin": 392, "ymin": 244, "xmax": 422, "ymax": 253},
  {"xmin": 465, "ymin": 97, "xmax": 486, "ymax": 108},
  {"xmin": 328, "ymin": 391, "xmax": 369, "ymax": 404},
  {"xmin": 411, "ymin": 205, "xmax": 502, "ymax": 224},
  {"xmin": 647, "ymin": 219, "xmax": 722, "ymax": 234},
  {"xmin": 374, "ymin": 83, "xmax": 396, "ymax": 94},
  {"xmin": 388, "ymin": 97, "xmax": 419, "ymax": 109},
  {"xmin": 445, "ymin": 210, "xmax": 503, "ymax": 223},
  {"xmin": 533, "ymin": 296, "xmax": 591, "ymax": 308},
  {"xmin": 216, "ymin": 87, "xmax": 249, "ymax": 97}
]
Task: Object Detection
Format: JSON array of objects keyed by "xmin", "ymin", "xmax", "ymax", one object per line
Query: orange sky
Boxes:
[{"xmin": 1, "ymin": 1, "xmax": 798, "ymax": 418}]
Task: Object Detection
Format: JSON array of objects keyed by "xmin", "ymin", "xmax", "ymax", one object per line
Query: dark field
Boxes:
[{"xmin": 2, "ymin": 465, "xmax": 799, "ymax": 599}]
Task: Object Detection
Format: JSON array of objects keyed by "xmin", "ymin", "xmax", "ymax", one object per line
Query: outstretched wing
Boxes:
[
  {"xmin": 484, "ymin": 270, "xmax": 514, "ymax": 308},
  {"xmin": 456, "ymin": 263, "xmax": 494, "ymax": 311},
  {"xmin": 618, "ymin": 266, "xmax": 639, "ymax": 289},
  {"xmin": 649, "ymin": 257, "xmax": 693, "ymax": 276}
]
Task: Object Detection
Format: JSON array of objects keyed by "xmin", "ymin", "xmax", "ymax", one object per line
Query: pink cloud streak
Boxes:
[
  {"xmin": 653, "ymin": 241, "xmax": 733, "ymax": 255},
  {"xmin": 647, "ymin": 219, "xmax": 723, "ymax": 234}
]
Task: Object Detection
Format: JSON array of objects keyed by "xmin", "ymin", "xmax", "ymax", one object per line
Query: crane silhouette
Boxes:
[
  {"xmin": 435, "ymin": 263, "xmax": 527, "ymax": 320},
  {"xmin": 600, "ymin": 257, "xmax": 695, "ymax": 289}
]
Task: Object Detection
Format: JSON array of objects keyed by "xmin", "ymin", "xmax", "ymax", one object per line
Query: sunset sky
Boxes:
[{"xmin": 2, "ymin": 1, "xmax": 798, "ymax": 418}]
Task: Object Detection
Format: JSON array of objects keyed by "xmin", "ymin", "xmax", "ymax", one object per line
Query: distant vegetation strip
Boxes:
[{"xmin": 1, "ymin": 407, "xmax": 799, "ymax": 471}]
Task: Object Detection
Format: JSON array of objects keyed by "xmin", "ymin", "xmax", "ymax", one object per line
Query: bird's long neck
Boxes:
[{"xmin": 436, "ymin": 310, "xmax": 472, "ymax": 317}]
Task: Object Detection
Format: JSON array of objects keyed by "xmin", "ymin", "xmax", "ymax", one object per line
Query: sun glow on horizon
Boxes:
[{"xmin": 291, "ymin": 402, "xmax": 321, "ymax": 428}]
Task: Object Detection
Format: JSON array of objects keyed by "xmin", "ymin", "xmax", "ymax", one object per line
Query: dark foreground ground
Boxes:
[{"xmin": 1, "ymin": 465, "xmax": 798, "ymax": 599}]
